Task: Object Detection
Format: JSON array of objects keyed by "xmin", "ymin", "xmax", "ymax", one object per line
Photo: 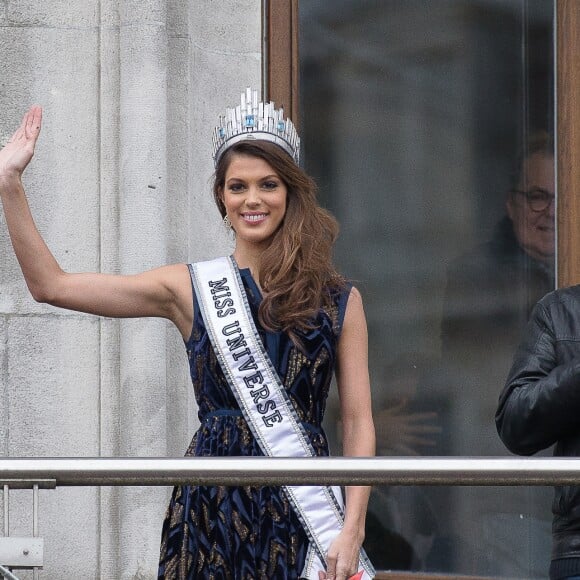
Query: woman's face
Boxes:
[{"xmin": 222, "ymin": 153, "xmax": 288, "ymax": 249}]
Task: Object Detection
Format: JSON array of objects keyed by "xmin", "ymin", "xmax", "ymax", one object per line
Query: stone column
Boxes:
[{"xmin": 0, "ymin": 2, "xmax": 102, "ymax": 577}]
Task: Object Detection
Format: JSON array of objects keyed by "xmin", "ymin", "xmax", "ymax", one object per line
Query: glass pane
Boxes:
[{"xmin": 300, "ymin": 0, "xmax": 555, "ymax": 577}]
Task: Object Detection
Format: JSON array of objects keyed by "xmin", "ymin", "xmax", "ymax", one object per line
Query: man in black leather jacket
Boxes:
[{"xmin": 497, "ymin": 286, "xmax": 580, "ymax": 580}]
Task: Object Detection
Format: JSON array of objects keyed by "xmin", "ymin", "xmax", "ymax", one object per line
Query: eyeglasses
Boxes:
[{"xmin": 511, "ymin": 188, "xmax": 555, "ymax": 212}]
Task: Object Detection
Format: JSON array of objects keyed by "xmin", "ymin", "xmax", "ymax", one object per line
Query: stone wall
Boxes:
[{"xmin": 0, "ymin": 1, "xmax": 261, "ymax": 577}]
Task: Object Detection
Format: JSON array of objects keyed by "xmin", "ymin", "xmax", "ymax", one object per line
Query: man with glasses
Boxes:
[
  {"xmin": 443, "ymin": 131, "xmax": 555, "ymax": 357},
  {"xmin": 507, "ymin": 148, "xmax": 555, "ymax": 268}
]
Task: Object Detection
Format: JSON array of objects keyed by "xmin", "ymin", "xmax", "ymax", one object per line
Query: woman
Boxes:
[{"xmin": 0, "ymin": 92, "xmax": 375, "ymax": 580}]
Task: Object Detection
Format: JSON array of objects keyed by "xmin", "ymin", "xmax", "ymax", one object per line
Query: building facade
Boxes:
[{"xmin": 0, "ymin": 1, "xmax": 260, "ymax": 577}]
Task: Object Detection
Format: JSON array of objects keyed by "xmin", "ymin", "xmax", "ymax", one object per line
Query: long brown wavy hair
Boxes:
[{"xmin": 213, "ymin": 140, "xmax": 346, "ymax": 341}]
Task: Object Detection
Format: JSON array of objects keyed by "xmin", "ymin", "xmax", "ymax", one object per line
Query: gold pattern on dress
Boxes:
[
  {"xmin": 163, "ymin": 553, "xmax": 178, "ymax": 578},
  {"xmin": 266, "ymin": 499, "xmax": 282, "ymax": 522},
  {"xmin": 289, "ymin": 394, "xmax": 306, "ymax": 422},
  {"xmin": 238, "ymin": 417, "xmax": 253, "ymax": 448},
  {"xmin": 243, "ymin": 485, "xmax": 254, "ymax": 500},
  {"xmin": 179, "ymin": 524, "xmax": 193, "ymax": 579},
  {"xmin": 202, "ymin": 503, "xmax": 212, "ymax": 537},
  {"xmin": 195, "ymin": 550, "xmax": 206, "ymax": 578},
  {"xmin": 290, "ymin": 532, "xmax": 299, "ymax": 566},
  {"xmin": 326, "ymin": 301, "xmax": 340, "ymax": 333},
  {"xmin": 159, "ymin": 534, "xmax": 168, "ymax": 559},
  {"xmin": 232, "ymin": 509, "xmax": 250, "ymax": 541},
  {"xmin": 189, "ymin": 502, "xmax": 200, "ymax": 525},
  {"xmin": 216, "ymin": 488, "xmax": 228, "ymax": 526},
  {"xmin": 191, "ymin": 313, "xmax": 201, "ymax": 343},
  {"xmin": 184, "ymin": 433, "xmax": 198, "ymax": 457},
  {"xmin": 284, "ymin": 348, "xmax": 311, "ymax": 388},
  {"xmin": 209, "ymin": 546, "xmax": 233, "ymax": 580},
  {"xmin": 220, "ymin": 423, "xmax": 230, "ymax": 447},
  {"xmin": 170, "ymin": 499, "xmax": 184, "ymax": 528},
  {"xmin": 281, "ymin": 494, "xmax": 291, "ymax": 516},
  {"xmin": 267, "ymin": 540, "xmax": 286, "ymax": 577},
  {"xmin": 207, "ymin": 347, "xmax": 220, "ymax": 372},
  {"xmin": 193, "ymin": 353, "xmax": 204, "ymax": 396},
  {"xmin": 310, "ymin": 346, "xmax": 330, "ymax": 385}
]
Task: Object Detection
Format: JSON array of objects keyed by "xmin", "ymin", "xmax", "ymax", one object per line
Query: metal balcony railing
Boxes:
[
  {"xmin": 1, "ymin": 456, "xmax": 579, "ymax": 579},
  {"xmin": 1, "ymin": 456, "xmax": 579, "ymax": 487}
]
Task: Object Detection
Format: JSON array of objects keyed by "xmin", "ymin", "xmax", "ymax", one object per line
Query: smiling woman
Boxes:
[
  {"xmin": 212, "ymin": 139, "xmax": 348, "ymax": 342},
  {"xmin": 0, "ymin": 90, "xmax": 376, "ymax": 580},
  {"xmin": 222, "ymin": 154, "xmax": 288, "ymax": 251},
  {"xmin": 154, "ymin": 95, "xmax": 376, "ymax": 579}
]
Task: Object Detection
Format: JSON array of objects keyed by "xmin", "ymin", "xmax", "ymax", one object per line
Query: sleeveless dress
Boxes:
[{"xmin": 158, "ymin": 265, "xmax": 351, "ymax": 580}]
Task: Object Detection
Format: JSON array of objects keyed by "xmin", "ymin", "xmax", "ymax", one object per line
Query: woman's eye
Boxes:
[
  {"xmin": 262, "ymin": 181, "xmax": 278, "ymax": 190},
  {"xmin": 228, "ymin": 183, "xmax": 244, "ymax": 193}
]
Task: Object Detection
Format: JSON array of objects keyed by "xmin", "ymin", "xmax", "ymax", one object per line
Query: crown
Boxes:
[{"xmin": 212, "ymin": 88, "xmax": 300, "ymax": 166}]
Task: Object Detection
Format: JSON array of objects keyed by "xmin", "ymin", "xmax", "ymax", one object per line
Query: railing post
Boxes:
[
  {"xmin": 0, "ymin": 481, "xmax": 50, "ymax": 579},
  {"xmin": 32, "ymin": 484, "xmax": 39, "ymax": 580},
  {"xmin": 3, "ymin": 486, "xmax": 8, "ymax": 538}
]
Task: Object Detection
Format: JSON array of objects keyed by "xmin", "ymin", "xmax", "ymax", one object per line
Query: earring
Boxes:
[{"xmin": 223, "ymin": 215, "xmax": 233, "ymax": 230}]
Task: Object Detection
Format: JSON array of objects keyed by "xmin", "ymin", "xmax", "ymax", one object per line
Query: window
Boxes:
[{"xmin": 264, "ymin": 0, "xmax": 580, "ymax": 577}]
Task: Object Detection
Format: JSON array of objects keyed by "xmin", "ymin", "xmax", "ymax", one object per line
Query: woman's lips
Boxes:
[{"xmin": 241, "ymin": 213, "xmax": 268, "ymax": 224}]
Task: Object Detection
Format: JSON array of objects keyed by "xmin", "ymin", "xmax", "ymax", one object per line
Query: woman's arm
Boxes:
[
  {"xmin": 0, "ymin": 107, "xmax": 193, "ymax": 339},
  {"xmin": 324, "ymin": 287, "xmax": 375, "ymax": 580}
]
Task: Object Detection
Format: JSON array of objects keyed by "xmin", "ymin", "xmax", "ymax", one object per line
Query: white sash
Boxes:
[{"xmin": 190, "ymin": 256, "xmax": 374, "ymax": 580}]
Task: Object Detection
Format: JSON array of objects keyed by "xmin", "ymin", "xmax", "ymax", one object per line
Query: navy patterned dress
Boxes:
[{"xmin": 158, "ymin": 265, "xmax": 351, "ymax": 580}]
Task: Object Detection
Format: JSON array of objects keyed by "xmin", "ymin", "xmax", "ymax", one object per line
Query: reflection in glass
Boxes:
[{"xmin": 300, "ymin": 0, "xmax": 555, "ymax": 577}]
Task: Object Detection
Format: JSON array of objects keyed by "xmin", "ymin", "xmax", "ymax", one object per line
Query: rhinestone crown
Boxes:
[{"xmin": 212, "ymin": 88, "xmax": 300, "ymax": 166}]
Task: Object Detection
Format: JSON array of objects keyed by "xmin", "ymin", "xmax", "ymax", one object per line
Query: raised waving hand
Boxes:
[
  {"xmin": 0, "ymin": 106, "xmax": 42, "ymax": 183},
  {"xmin": 0, "ymin": 107, "xmax": 193, "ymax": 339}
]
